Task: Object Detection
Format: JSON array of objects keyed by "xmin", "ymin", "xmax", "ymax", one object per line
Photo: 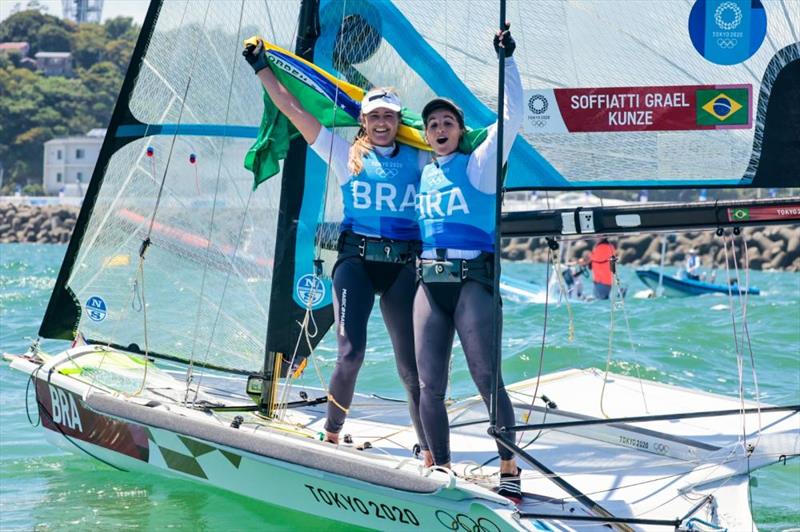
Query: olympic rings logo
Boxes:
[
  {"xmin": 373, "ymin": 167, "xmax": 399, "ymax": 178},
  {"xmin": 435, "ymin": 510, "xmax": 501, "ymax": 532},
  {"xmin": 528, "ymin": 119, "xmax": 547, "ymax": 129},
  {"xmin": 653, "ymin": 442, "xmax": 670, "ymax": 455},
  {"xmin": 716, "ymin": 38, "xmax": 738, "ymax": 49},
  {"xmin": 714, "ymin": 2, "xmax": 742, "ymax": 31}
]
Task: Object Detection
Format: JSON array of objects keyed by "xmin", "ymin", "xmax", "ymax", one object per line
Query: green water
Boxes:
[{"xmin": 1, "ymin": 244, "xmax": 798, "ymax": 531}]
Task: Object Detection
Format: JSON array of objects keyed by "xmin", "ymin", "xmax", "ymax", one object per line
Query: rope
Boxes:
[
  {"xmin": 550, "ymin": 243, "xmax": 575, "ymax": 341},
  {"xmin": 517, "ymin": 248, "xmax": 551, "ymax": 446},
  {"xmin": 599, "ymin": 261, "xmax": 618, "ymax": 419}
]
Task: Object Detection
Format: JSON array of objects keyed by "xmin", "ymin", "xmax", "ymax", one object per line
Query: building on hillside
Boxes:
[
  {"xmin": 0, "ymin": 42, "xmax": 30, "ymax": 57},
  {"xmin": 42, "ymin": 129, "xmax": 105, "ymax": 196},
  {"xmin": 34, "ymin": 51, "xmax": 73, "ymax": 77}
]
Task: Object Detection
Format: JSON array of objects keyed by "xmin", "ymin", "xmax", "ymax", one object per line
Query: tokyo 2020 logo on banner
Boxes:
[{"xmin": 688, "ymin": 0, "xmax": 766, "ymax": 65}]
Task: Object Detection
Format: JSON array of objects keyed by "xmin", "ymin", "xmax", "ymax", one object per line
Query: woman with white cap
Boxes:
[{"xmin": 244, "ymin": 41, "xmax": 431, "ymax": 465}]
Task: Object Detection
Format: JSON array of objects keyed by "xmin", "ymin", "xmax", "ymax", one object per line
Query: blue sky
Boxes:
[{"xmin": 1, "ymin": 1, "xmax": 147, "ymax": 25}]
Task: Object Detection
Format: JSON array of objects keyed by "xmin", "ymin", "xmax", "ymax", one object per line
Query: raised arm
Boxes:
[
  {"xmin": 243, "ymin": 39, "xmax": 322, "ymax": 145},
  {"xmin": 469, "ymin": 27, "xmax": 523, "ymax": 194}
]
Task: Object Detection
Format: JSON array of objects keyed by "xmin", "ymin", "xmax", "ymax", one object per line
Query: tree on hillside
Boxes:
[
  {"xmin": 72, "ymin": 23, "xmax": 105, "ymax": 69},
  {"xmin": 105, "ymin": 17, "xmax": 135, "ymax": 40},
  {"xmin": 36, "ymin": 23, "xmax": 73, "ymax": 51},
  {"xmin": 80, "ymin": 61, "xmax": 123, "ymax": 119},
  {"xmin": 0, "ymin": 15, "xmax": 140, "ymax": 191},
  {"xmin": 0, "ymin": 10, "xmax": 74, "ymax": 55}
]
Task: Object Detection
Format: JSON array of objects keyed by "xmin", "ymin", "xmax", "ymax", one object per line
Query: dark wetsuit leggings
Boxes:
[
  {"xmin": 414, "ymin": 280, "xmax": 515, "ymax": 465},
  {"xmin": 326, "ymin": 256, "xmax": 428, "ymax": 451}
]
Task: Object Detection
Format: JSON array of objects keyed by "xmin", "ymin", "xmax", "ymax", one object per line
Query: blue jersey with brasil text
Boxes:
[
  {"xmin": 340, "ymin": 144, "xmax": 421, "ymax": 240},
  {"xmin": 416, "ymin": 153, "xmax": 495, "ymax": 252}
]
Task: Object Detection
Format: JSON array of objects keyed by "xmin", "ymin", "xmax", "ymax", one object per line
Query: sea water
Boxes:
[{"xmin": 1, "ymin": 244, "xmax": 798, "ymax": 531}]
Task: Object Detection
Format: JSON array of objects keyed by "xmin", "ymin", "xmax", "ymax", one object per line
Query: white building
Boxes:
[{"xmin": 42, "ymin": 129, "xmax": 105, "ymax": 195}]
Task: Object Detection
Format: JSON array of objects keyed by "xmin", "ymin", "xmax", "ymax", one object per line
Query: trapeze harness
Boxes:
[{"xmin": 324, "ymin": 144, "xmax": 427, "ymax": 452}]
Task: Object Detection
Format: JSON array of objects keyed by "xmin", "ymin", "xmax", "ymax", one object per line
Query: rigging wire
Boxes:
[
  {"xmin": 517, "ymin": 247, "xmax": 552, "ymax": 446},
  {"xmin": 103, "ymin": 0, "xmax": 209, "ymax": 402},
  {"xmin": 598, "ymin": 240, "xmax": 649, "ymax": 417},
  {"xmin": 599, "ymin": 252, "xmax": 619, "ymax": 419},
  {"xmin": 726, "ymin": 231, "xmax": 764, "ymax": 524},
  {"xmin": 185, "ymin": 0, "xmax": 248, "ymax": 405}
]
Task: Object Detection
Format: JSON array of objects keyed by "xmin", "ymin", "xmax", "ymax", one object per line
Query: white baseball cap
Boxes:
[{"xmin": 361, "ymin": 89, "xmax": 402, "ymax": 114}]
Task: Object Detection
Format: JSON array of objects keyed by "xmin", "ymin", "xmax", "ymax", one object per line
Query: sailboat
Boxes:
[{"xmin": 5, "ymin": 0, "xmax": 800, "ymax": 530}]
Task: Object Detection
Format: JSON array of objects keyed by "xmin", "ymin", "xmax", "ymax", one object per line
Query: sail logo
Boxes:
[
  {"xmin": 688, "ymin": 0, "xmax": 766, "ymax": 65},
  {"xmin": 296, "ymin": 274, "xmax": 325, "ymax": 307},
  {"xmin": 85, "ymin": 296, "xmax": 107, "ymax": 322},
  {"xmin": 48, "ymin": 385, "xmax": 84, "ymax": 433},
  {"xmin": 714, "ymin": 2, "xmax": 742, "ymax": 30},
  {"xmin": 696, "ymin": 89, "xmax": 748, "ymax": 126},
  {"xmin": 528, "ymin": 94, "xmax": 548, "ymax": 115},
  {"xmin": 523, "ymin": 90, "xmax": 567, "ymax": 134}
]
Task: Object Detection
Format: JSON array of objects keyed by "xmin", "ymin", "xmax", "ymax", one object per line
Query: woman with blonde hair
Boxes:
[{"xmin": 244, "ymin": 41, "xmax": 431, "ymax": 466}]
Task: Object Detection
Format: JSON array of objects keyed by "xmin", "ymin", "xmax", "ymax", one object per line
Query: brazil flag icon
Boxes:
[{"xmin": 696, "ymin": 88, "xmax": 749, "ymax": 126}]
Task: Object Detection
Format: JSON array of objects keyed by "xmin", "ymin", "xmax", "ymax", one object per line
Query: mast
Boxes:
[
  {"xmin": 488, "ymin": 0, "xmax": 506, "ymax": 434},
  {"xmin": 258, "ymin": 0, "xmax": 322, "ymax": 417}
]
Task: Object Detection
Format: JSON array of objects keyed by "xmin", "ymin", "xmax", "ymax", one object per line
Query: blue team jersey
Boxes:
[
  {"xmin": 340, "ymin": 144, "xmax": 421, "ymax": 241},
  {"xmin": 416, "ymin": 153, "xmax": 495, "ymax": 252}
]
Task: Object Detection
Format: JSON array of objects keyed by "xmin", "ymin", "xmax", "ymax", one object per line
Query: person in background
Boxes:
[
  {"xmin": 565, "ymin": 256, "xmax": 589, "ymax": 299},
  {"xmin": 243, "ymin": 40, "xmax": 432, "ymax": 466},
  {"xmin": 590, "ymin": 238, "xmax": 616, "ymax": 299},
  {"xmin": 684, "ymin": 248, "xmax": 702, "ymax": 281},
  {"xmin": 413, "ymin": 25, "xmax": 523, "ymax": 503}
]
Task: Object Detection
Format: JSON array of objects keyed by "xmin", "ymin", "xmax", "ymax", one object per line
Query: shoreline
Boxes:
[{"xmin": 2, "ymin": 203, "xmax": 798, "ymax": 271}]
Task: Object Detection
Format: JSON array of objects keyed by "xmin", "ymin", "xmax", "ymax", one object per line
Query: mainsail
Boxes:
[
  {"xmin": 38, "ymin": 0, "xmax": 800, "ymax": 376},
  {"xmin": 38, "ymin": 0, "xmax": 306, "ymax": 373}
]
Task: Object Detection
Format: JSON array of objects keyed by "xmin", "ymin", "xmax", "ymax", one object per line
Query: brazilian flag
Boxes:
[
  {"xmin": 730, "ymin": 208, "xmax": 750, "ymax": 221},
  {"xmin": 244, "ymin": 39, "xmax": 488, "ymax": 189},
  {"xmin": 696, "ymin": 89, "xmax": 749, "ymax": 126}
]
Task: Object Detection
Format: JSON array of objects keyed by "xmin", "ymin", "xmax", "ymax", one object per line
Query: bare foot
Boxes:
[
  {"xmin": 499, "ymin": 458, "xmax": 518, "ymax": 475},
  {"xmin": 325, "ymin": 431, "xmax": 339, "ymax": 444},
  {"xmin": 422, "ymin": 450, "xmax": 434, "ymax": 468}
]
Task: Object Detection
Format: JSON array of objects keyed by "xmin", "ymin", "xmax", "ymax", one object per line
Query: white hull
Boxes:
[{"xmin": 8, "ymin": 346, "xmax": 799, "ymax": 531}]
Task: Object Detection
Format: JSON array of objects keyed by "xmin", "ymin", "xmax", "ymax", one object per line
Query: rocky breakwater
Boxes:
[
  {"xmin": 501, "ymin": 226, "xmax": 800, "ymax": 271},
  {"xmin": 0, "ymin": 203, "xmax": 78, "ymax": 244}
]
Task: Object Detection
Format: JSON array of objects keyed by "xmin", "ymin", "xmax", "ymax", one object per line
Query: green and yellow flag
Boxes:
[
  {"xmin": 696, "ymin": 89, "xmax": 749, "ymax": 127},
  {"xmin": 244, "ymin": 38, "xmax": 487, "ymax": 189}
]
